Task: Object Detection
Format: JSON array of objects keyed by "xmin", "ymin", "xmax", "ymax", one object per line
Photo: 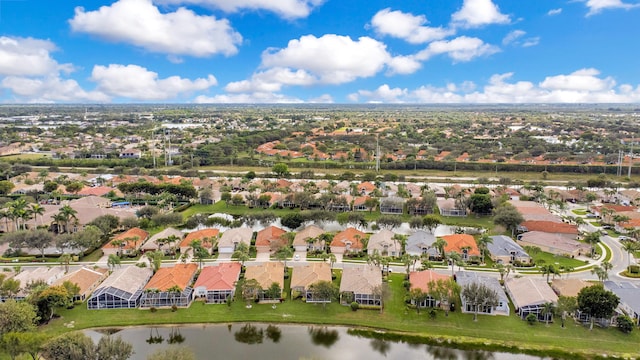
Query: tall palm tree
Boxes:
[
  {"xmin": 622, "ymin": 240, "xmax": 640, "ymax": 273},
  {"xmin": 583, "ymin": 232, "xmax": 601, "ymax": 258},
  {"xmin": 433, "ymin": 238, "xmax": 447, "ymax": 261},
  {"xmin": 541, "ymin": 302, "xmax": 555, "ymax": 325},
  {"xmin": 57, "ymin": 205, "xmax": 78, "ymax": 233},
  {"xmin": 29, "ymin": 203, "xmax": 45, "ymax": 229},
  {"xmin": 446, "ymin": 251, "xmax": 461, "ymax": 278},
  {"xmin": 476, "ymin": 234, "xmax": 493, "ymax": 264}
]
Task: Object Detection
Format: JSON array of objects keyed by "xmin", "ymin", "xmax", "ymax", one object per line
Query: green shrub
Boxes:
[
  {"xmin": 526, "ymin": 313, "xmax": 537, "ymax": 325},
  {"xmin": 350, "ymin": 302, "xmax": 359, "ymax": 311},
  {"xmin": 617, "ymin": 315, "xmax": 634, "ymax": 334}
]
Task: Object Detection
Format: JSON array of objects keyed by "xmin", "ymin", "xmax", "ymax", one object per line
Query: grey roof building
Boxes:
[
  {"xmin": 405, "ymin": 230, "xmax": 438, "ymax": 258},
  {"xmin": 87, "ymin": 266, "xmax": 153, "ymax": 309},
  {"xmin": 604, "ymin": 281, "xmax": 640, "ymax": 325},
  {"xmin": 456, "ymin": 271, "xmax": 510, "ymax": 316},
  {"xmin": 487, "ymin": 235, "xmax": 531, "ymax": 264}
]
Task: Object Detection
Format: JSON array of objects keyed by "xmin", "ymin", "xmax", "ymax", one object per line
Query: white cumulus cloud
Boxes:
[
  {"xmin": 370, "ymin": 8, "xmax": 453, "ymax": 44},
  {"xmin": 193, "ymin": 93, "xmax": 303, "ymax": 104},
  {"xmin": 91, "ymin": 64, "xmax": 217, "ymax": 100},
  {"xmin": 261, "ymin": 34, "xmax": 397, "ymax": 84},
  {"xmin": 503, "ymin": 30, "xmax": 540, "ymax": 47},
  {"xmin": 451, "ymin": 0, "xmax": 510, "ymax": 28},
  {"xmin": 154, "ymin": 0, "xmax": 325, "ymax": 19},
  {"xmin": 584, "ymin": 0, "xmax": 640, "ymax": 16},
  {"xmin": 547, "ymin": 8, "xmax": 563, "ymax": 16},
  {"xmin": 69, "ymin": 0, "xmax": 242, "ymax": 57},
  {"xmin": 350, "ymin": 69, "xmax": 640, "ymax": 103},
  {"xmin": 225, "ymin": 67, "xmax": 315, "ymax": 93},
  {"xmin": 1, "ymin": 76, "xmax": 109, "ymax": 103},
  {"xmin": 415, "ymin": 36, "xmax": 500, "ymax": 62},
  {"xmin": 0, "ymin": 37, "xmax": 71, "ymax": 77}
]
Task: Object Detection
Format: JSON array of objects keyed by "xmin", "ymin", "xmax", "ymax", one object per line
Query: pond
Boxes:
[{"xmin": 85, "ymin": 324, "xmax": 549, "ymax": 360}]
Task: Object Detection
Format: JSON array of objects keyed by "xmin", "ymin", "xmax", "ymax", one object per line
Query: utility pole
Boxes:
[
  {"xmin": 375, "ymin": 135, "xmax": 380, "ymax": 173},
  {"xmin": 629, "ymin": 137, "xmax": 634, "ymax": 178}
]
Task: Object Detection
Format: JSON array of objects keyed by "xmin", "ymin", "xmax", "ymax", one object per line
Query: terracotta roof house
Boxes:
[
  {"xmin": 437, "ymin": 198, "xmax": 466, "ymax": 217},
  {"xmin": 487, "ymin": 235, "xmax": 531, "ymax": 265},
  {"xmin": 367, "ymin": 229, "xmax": 402, "ymax": 257},
  {"xmin": 290, "ymin": 262, "xmax": 333, "ymax": 303},
  {"xmin": 255, "ymin": 226, "xmax": 288, "ymax": 254},
  {"xmin": 140, "ymin": 263, "xmax": 198, "ymax": 308},
  {"xmin": 141, "ymin": 227, "xmax": 184, "ymax": 254},
  {"xmin": 193, "ymin": 263, "xmax": 242, "ymax": 304},
  {"xmin": 353, "ymin": 196, "xmax": 372, "ymax": 212},
  {"xmin": 441, "ymin": 234, "xmax": 480, "ymax": 261},
  {"xmin": 520, "ymin": 221, "xmax": 578, "ymax": 235},
  {"xmin": 244, "ymin": 262, "xmax": 285, "ymax": 300},
  {"xmin": 102, "ymin": 228, "xmax": 149, "ymax": 256},
  {"xmin": 604, "ymin": 281, "xmax": 640, "ymax": 326},
  {"xmin": 339, "ymin": 265, "xmax": 382, "ymax": 306},
  {"xmin": 406, "ymin": 230, "xmax": 440, "ymax": 258},
  {"xmin": 218, "ymin": 228, "xmax": 253, "ymax": 254},
  {"xmin": 517, "ymin": 231, "xmax": 589, "ymax": 257},
  {"xmin": 330, "ymin": 228, "xmax": 366, "ymax": 255},
  {"xmin": 87, "ymin": 266, "xmax": 153, "ymax": 309},
  {"xmin": 12, "ymin": 267, "xmax": 66, "ymax": 300},
  {"xmin": 179, "ymin": 228, "xmax": 219, "ymax": 254},
  {"xmin": 53, "ymin": 267, "xmax": 108, "ymax": 301},
  {"xmin": 409, "ymin": 270, "xmax": 451, "ymax": 308},
  {"xmin": 456, "ymin": 271, "xmax": 510, "ymax": 316},
  {"xmin": 505, "ymin": 277, "xmax": 558, "ymax": 321},
  {"xmin": 551, "ymin": 279, "xmax": 591, "ymax": 298},
  {"xmin": 292, "ymin": 225, "xmax": 326, "ymax": 252},
  {"xmin": 357, "ymin": 182, "xmax": 376, "ymax": 195}
]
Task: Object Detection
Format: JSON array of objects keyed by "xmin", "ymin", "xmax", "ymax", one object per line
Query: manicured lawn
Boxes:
[
  {"xmin": 571, "ymin": 209, "xmax": 587, "ymax": 215},
  {"xmin": 41, "ymin": 272, "xmax": 640, "ymax": 358},
  {"xmin": 530, "ymin": 251, "xmax": 589, "ymax": 270}
]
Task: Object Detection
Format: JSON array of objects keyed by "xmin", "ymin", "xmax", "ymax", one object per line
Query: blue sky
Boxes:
[{"xmin": 0, "ymin": 0, "xmax": 639, "ymax": 103}]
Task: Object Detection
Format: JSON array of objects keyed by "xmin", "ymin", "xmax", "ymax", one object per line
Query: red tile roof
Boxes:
[
  {"xmin": 144, "ymin": 263, "xmax": 198, "ymax": 291},
  {"xmin": 521, "ymin": 220, "xmax": 578, "ymax": 234},
  {"xmin": 441, "ymin": 234, "xmax": 480, "ymax": 256},
  {"xmin": 409, "ymin": 270, "xmax": 451, "ymax": 292},
  {"xmin": 103, "ymin": 227, "xmax": 149, "ymax": 250},
  {"xmin": 193, "ymin": 263, "xmax": 242, "ymax": 291},
  {"xmin": 180, "ymin": 228, "xmax": 219, "ymax": 249},
  {"xmin": 255, "ymin": 226, "xmax": 287, "ymax": 247},
  {"xmin": 330, "ymin": 228, "xmax": 366, "ymax": 250}
]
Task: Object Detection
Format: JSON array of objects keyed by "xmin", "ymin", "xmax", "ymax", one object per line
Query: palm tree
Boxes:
[
  {"xmin": 541, "ymin": 302, "xmax": 555, "ymax": 325},
  {"xmin": 433, "ymin": 238, "xmax": 447, "ymax": 261},
  {"xmin": 601, "ymin": 261, "xmax": 613, "ymax": 278},
  {"xmin": 29, "ymin": 203, "xmax": 45, "ymax": 229},
  {"xmin": 446, "ymin": 251, "xmax": 461, "ymax": 278},
  {"xmin": 621, "ymin": 240, "xmax": 640, "ymax": 273},
  {"xmin": 476, "ymin": 234, "xmax": 493, "ymax": 264},
  {"xmin": 540, "ymin": 264, "xmax": 559, "ymax": 283},
  {"xmin": 583, "ymin": 232, "xmax": 601, "ymax": 258},
  {"xmin": 107, "ymin": 254, "xmax": 121, "ymax": 272},
  {"xmin": 591, "ymin": 266, "xmax": 608, "ymax": 282},
  {"xmin": 232, "ymin": 242, "xmax": 250, "ymax": 267}
]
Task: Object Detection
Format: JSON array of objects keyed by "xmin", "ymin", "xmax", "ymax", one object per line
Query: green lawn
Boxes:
[
  {"xmin": 530, "ymin": 252, "xmax": 589, "ymax": 270},
  {"xmin": 40, "ymin": 273, "xmax": 640, "ymax": 358},
  {"xmin": 571, "ymin": 209, "xmax": 588, "ymax": 216}
]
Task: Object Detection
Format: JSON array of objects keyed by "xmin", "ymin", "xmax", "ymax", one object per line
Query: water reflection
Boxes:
[
  {"xmin": 84, "ymin": 325, "xmax": 547, "ymax": 360},
  {"xmin": 370, "ymin": 338, "xmax": 391, "ymax": 356},
  {"xmin": 234, "ymin": 323, "xmax": 264, "ymax": 344},
  {"xmin": 308, "ymin": 326, "xmax": 339, "ymax": 347},
  {"xmin": 265, "ymin": 325, "xmax": 282, "ymax": 343}
]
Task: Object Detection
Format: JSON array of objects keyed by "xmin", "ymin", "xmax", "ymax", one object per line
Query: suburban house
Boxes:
[
  {"xmin": 292, "ymin": 225, "xmax": 325, "ymax": 253},
  {"xmin": 519, "ymin": 220, "xmax": 579, "ymax": 236},
  {"xmin": 505, "ymin": 277, "xmax": 558, "ymax": 321},
  {"xmin": 487, "ymin": 235, "xmax": 531, "ymax": 265},
  {"xmin": 290, "ymin": 262, "xmax": 333, "ymax": 303},
  {"xmin": 357, "ymin": 182, "xmax": 376, "ymax": 195},
  {"xmin": 353, "ymin": 196, "xmax": 372, "ymax": 212},
  {"xmin": 339, "ymin": 265, "xmax": 382, "ymax": 306},
  {"xmin": 330, "ymin": 228, "xmax": 366, "ymax": 255},
  {"xmin": 379, "ymin": 196, "xmax": 405, "ymax": 214},
  {"xmin": 53, "ymin": 267, "xmax": 109, "ymax": 301},
  {"xmin": 437, "ymin": 198, "xmax": 467, "ymax": 216},
  {"xmin": 12, "ymin": 267, "xmax": 66, "ymax": 300},
  {"xmin": 192, "ymin": 262, "xmax": 242, "ymax": 304},
  {"xmin": 244, "ymin": 262, "xmax": 285, "ymax": 301},
  {"xmin": 441, "ymin": 234, "xmax": 480, "ymax": 261},
  {"xmin": 140, "ymin": 263, "xmax": 198, "ymax": 308},
  {"xmin": 517, "ymin": 231, "xmax": 589, "ymax": 257},
  {"xmin": 179, "ymin": 228, "xmax": 219, "ymax": 255},
  {"xmin": 604, "ymin": 281, "xmax": 640, "ymax": 326},
  {"xmin": 255, "ymin": 226, "xmax": 288, "ymax": 255},
  {"xmin": 367, "ymin": 229, "xmax": 402, "ymax": 257},
  {"xmin": 217, "ymin": 228, "xmax": 253, "ymax": 254},
  {"xmin": 87, "ymin": 266, "xmax": 153, "ymax": 309},
  {"xmin": 456, "ymin": 271, "xmax": 510, "ymax": 316},
  {"xmin": 409, "ymin": 270, "xmax": 451, "ymax": 308},
  {"xmin": 119, "ymin": 149, "xmax": 142, "ymax": 159},
  {"xmin": 141, "ymin": 227, "xmax": 184, "ymax": 254},
  {"xmin": 405, "ymin": 230, "xmax": 439, "ymax": 258},
  {"xmin": 102, "ymin": 227, "xmax": 149, "ymax": 256},
  {"xmin": 551, "ymin": 279, "xmax": 591, "ymax": 298}
]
